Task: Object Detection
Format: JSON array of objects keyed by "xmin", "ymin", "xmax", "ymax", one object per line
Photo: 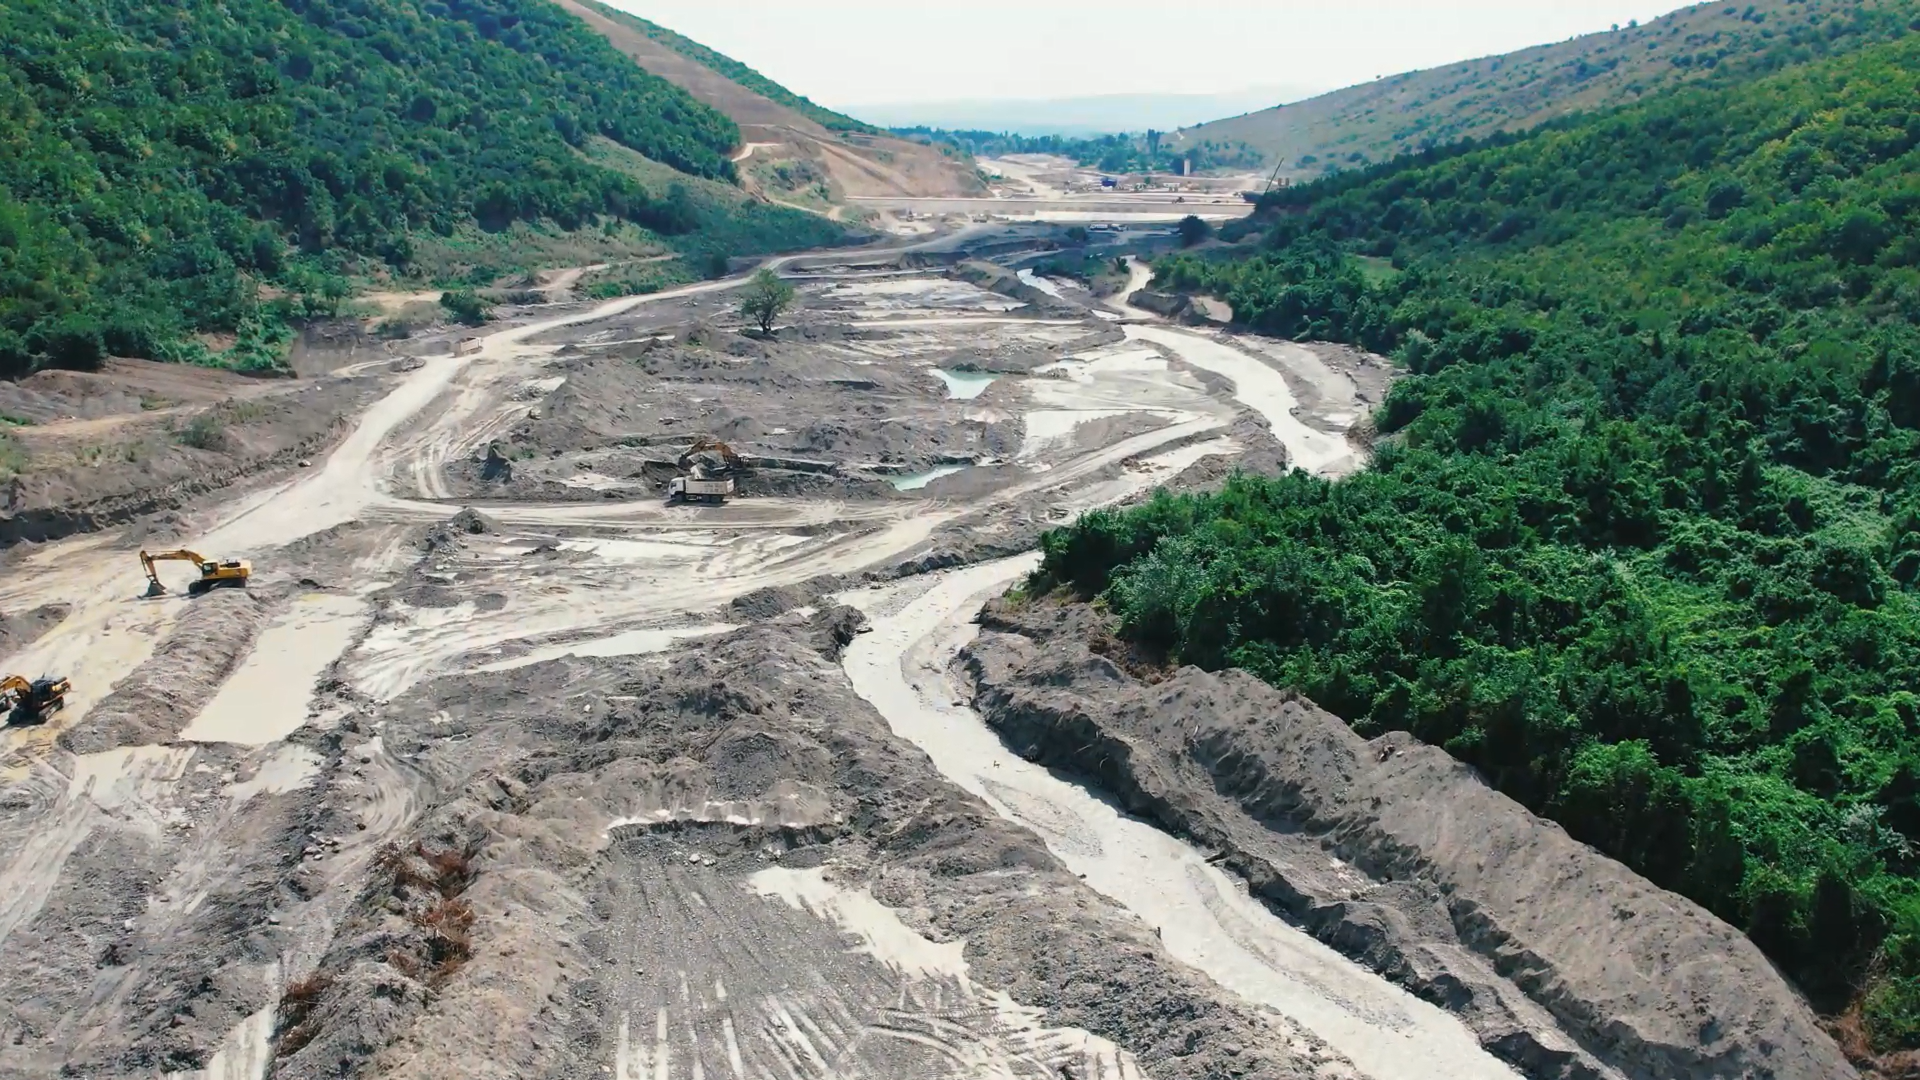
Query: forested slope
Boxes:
[
  {"xmin": 1042, "ymin": 33, "xmax": 1920, "ymax": 1051},
  {"xmin": 578, "ymin": 1, "xmax": 876, "ymax": 134},
  {"xmin": 0, "ymin": 0, "xmax": 839, "ymax": 376},
  {"xmin": 1175, "ymin": 0, "xmax": 1916, "ymax": 179}
]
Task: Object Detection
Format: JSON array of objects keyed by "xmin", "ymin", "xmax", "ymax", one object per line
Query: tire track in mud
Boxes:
[
  {"xmin": 597, "ymin": 835, "xmax": 1147, "ymax": 1080},
  {"xmin": 0, "ymin": 746, "xmax": 192, "ymax": 947}
]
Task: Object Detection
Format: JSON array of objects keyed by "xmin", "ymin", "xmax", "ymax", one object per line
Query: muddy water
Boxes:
[
  {"xmin": 179, "ymin": 593, "xmax": 368, "ymax": 745},
  {"xmin": 932, "ymin": 368, "xmax": 996, "ymax": 399},
  {"xmin": 840, "ymin": 557, "xmax": 1521, "ymax": 1080},
  {"xmin": 470, "ymin": 623, "xmax": 736, "ymax": 673},
  {"xmin": 1127, "ymin": 325, "xmax": 1353, "ymax": 474},
  {"xmin": 891, "ymin": 462, "xmax": 972, "ymax": 490},
  {"xmin": 1016, "ymin": 268, "xmax": 1066, "ymax": 299}
]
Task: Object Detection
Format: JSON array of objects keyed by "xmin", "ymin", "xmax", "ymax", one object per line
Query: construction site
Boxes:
[{"xmin": 0, "ymin": 224, "xmax": 1855, "ymax": 1080}]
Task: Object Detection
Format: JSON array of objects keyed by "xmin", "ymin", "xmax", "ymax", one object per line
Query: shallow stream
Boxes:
[{"xmin": 840, "ymin": 557, "xmax": 1521, "ymax": 1080}]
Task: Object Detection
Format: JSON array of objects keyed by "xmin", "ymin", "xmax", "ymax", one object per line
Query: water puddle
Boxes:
[
  {"xmin": 471, "ymin": 623, "xmax": 736, "ymax": 673},
  {"xmin": 932, "ymin": 369, "xmax": 997, "ymax": 400},
  {"xmin": 890, "ymin": 463, "xmax": 971, "ymax": 491},
  {"xmin": 180, "ymin": 594, "xmax": 368, "ymax": 745},
  {"xmin": 1126, "ymin": 325, "xmax": 1353, "ymax": 474},
  {"xmin": 225, "ymin": 745, "xmax": 323, "ymax": 803},
  {"xmin": 1017, "ymin": 268, "xmax": 1066, "ymax": 299}
]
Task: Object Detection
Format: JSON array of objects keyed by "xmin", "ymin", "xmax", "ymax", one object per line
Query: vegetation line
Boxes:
[{"xmin": 1039, "ymin": 28, "xmax": 1920, "ymax": 1050}]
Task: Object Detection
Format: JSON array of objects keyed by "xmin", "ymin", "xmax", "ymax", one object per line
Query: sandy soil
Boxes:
[
  {"xmin": 841, "ymin": 558, "xmax": 1514, "ymax": 1080},
  {"xmin": 963, "ymin": 596, "xmax": 1858, "ymax": 1080},
  {"xmin": 0, "ymin": 225, "xmax": 1829, "ymax": 1080},
  {"xmin": 553, "ymin": 0, "xmax": 982, "ymax": 212}
]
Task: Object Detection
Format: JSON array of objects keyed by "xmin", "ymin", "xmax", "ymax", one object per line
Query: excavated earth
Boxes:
[
  {"xmin": 961, "ymin": 597, "xmax": 1855, "ymax": 1080},
  {"xmin": 0, "ymin": 226, "xmax": 1855, "ymax": 1080}
]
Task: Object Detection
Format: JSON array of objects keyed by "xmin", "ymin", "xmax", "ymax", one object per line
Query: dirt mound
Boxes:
[
  {"xmin": 0, "ymin": 378, "xmax": 376, "ymax": 546},
  {"xmin": 963, "ymin": 597, "xmax": 1857, "ymax": 1080},
  {"xmin": 0, "ymin": 603, "xmax": 70, "ymax": 661},
  {"xmin": 954, "ymin": 260, "xmax": 1083, "ymax": 317},
  {"xmin": 807, "ymin": 604, "xmax": 868, "ymax": 658},
  {"xmin": 421, "ymin": 508, "xmax": 497, "ymax": 552},
  {"xmin": 273, "ymin": 625, "xmax": 1342, "ymax": 1080},
  {"xmin": 1127, "ymin": 288, "xmax": 1193, "ymax": 319},
  {"xmin": 726, "ymin": 584, "xmax": 808, "ymax": 621},
  {"xmin": 447, "ymin": 507, "xmax": 496, "ymax": 536},
  {"xmin": 60, "ymin": 590, "xmax": 268, "ymax": 753}
]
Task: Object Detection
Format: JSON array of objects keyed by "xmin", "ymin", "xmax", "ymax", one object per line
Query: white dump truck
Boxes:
[
  {"xmin": 667, "ymin": 475, "xmax": 735, "ymax": 504},
  {"xmin": 667, "ymin": 438, "xmax": 745, "ymax": 505}
]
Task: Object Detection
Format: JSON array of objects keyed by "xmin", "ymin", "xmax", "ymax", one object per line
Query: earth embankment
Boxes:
[{"xmin": 962, "ymin": 596, "xmax": 1857, "ymax": 1080}]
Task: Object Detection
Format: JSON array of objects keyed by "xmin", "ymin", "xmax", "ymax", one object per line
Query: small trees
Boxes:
[
  {"xmin": 738, "ymin": 268, "xmax": 795, "ymax": 335},
  {"xmin": 1177, "ymin": 214, "xmax": 1212, "ymax": 247},
  {"xmin": 439, "ymin": 289, "xmax": 492, "ymax": 326}
]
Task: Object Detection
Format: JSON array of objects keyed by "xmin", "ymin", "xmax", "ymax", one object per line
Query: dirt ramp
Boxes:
[
  {"xmin": 963, "ymin": 598, "xmax": 1856, "ymax": 1080},
  {"xmin": 59, "ymin": 591, "xmax": 267, "ymax": 754}
]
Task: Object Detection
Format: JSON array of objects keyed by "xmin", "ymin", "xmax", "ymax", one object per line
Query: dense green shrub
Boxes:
[
  {"xmin": 0, "ymin": 0, "xmax": 812, "ymax": 376},
  {"xmin": 438, "ymin": 290, "xmax": 493, "ymax": 327},
  {"xmin": 1043, "ymin": 31, "xmax": 1920, "ymax": 1045}
]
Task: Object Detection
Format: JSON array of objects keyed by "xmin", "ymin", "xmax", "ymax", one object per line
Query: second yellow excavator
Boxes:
[
  {"xmin": 2, "ymin": 673, "xmax": 70, "ymax": 726},
  {"xmin": 139, "ymin": 549, "xmax": 251, "ymax": 597}
]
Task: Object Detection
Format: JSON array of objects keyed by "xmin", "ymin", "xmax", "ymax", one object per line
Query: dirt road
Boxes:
[
  {"xmin": 0, "ymin": 229, "xmax": 1659, "ymax": 1080},
  {"xmin": 1103, "ymin": 256, "xmax": 1161, "ymax": 322}
]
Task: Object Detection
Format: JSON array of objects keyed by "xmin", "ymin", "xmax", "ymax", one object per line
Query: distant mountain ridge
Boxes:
[
  {"xmin": 1173, "ymin": 0, "xmax": 1919, "ymax": 178},
  {"xmin": 851, "ymin": 87, "xmax": 1326, "ymax": 138}
]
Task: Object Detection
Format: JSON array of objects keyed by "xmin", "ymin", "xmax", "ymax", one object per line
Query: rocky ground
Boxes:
[
  {"xmin": 961, "ymin": 595, "xmax": 1854, "ymax": 1080},
  {"xmin": 0, "ymin": 224, "xmax": 1850, "ymax": 1080}
]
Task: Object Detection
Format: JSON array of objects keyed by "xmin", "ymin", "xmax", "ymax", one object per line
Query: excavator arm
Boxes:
[
  {"xmin": 139, "ymin": 549, "xmax": 250, "ymax": 597},
  {"xmin": 140, "ymin": 549, "xmax": 209, "ymax": 597},
  {"xmin": 676, "ymin": 438, "xmax": 745, "ymax": 474}
]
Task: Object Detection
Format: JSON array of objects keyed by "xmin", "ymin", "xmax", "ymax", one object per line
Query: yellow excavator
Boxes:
[
  {"xmin": 667, "ymin": 438, "xmax": 747, "ymax": 505},
  {"xmin": 139, "ymin": 549, "xmax": 251, "ymax": 597},
  {"xmin": 2, "ymin": 674, "xmax": 70, "ymax": 726}
]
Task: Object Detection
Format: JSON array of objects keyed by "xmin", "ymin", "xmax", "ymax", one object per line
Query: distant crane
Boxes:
[{"xmin": 1241, "ymin": 158, "xmax": 1287, "ymax": 204}]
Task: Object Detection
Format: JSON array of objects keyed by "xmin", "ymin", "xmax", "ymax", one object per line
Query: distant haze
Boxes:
[
  {"xmin": 850, "ymin": 88, "xmax": 1327, "ymax": 136},
  {"xmin": 611, "ymin": 1, "xmax": 1699, "ymax": 119}
]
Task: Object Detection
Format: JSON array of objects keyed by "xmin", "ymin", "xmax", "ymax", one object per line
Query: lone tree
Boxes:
[
  {"xmin": 1177, "ymin": 214, "xmax": 1212, "ymax": 248},
  {"xmin": 738, "ymin": 268, "xmax": 795, "ymax": 335}
]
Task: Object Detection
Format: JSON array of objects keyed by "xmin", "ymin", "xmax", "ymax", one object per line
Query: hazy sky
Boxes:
[{"xmin": 606, "ymin": 1, "xmax": 1700, "ymax": 109}]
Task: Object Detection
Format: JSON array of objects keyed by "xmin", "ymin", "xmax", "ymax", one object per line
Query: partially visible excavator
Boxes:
[
  {"xmin": 2, "ymin": 673, "xmax": 70, "ymax": 726},
  {"xmin": 139, "ymin": 549, "xmax": 251, "ymax": 597},
  {"xmin": 668, "ymin": 438, "xmax": 746, "ymax": 505}
]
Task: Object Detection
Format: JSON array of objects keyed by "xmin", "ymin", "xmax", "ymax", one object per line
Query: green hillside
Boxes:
[
  {"xmin": 1175, "ymin": 0, "xmax": 1917, "ymax": 178},
  {"xmin": 579, "ymin": 1, "xmax": 877, "ymax": 134},
  {"xmin": 1045, "ymin": 34, "xmax": 1920, "ymax": 1049},
  {"xmin": 0, "ymin": 0, "xmax": 840, "ymax": 377}
]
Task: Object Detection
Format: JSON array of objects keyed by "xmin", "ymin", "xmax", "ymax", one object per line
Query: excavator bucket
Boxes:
[{"xmin": 144, "ymin": 579, "xmax": 168, "ymax": 598}]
